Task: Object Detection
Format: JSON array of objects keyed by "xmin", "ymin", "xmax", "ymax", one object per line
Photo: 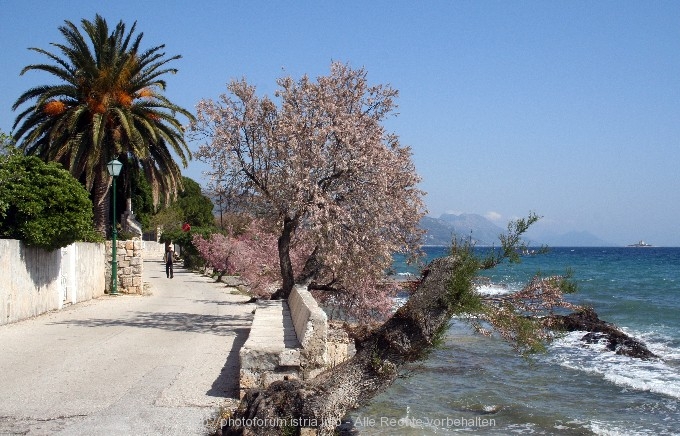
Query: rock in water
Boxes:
[{"xmin": 549, "ymin": 308, "xmax": 657, "ymax": 359}]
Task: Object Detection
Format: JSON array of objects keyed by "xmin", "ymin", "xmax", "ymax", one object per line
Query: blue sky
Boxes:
[{"xmin": 1, "ymin": 1, "xmax": 679, "ymax": 245}]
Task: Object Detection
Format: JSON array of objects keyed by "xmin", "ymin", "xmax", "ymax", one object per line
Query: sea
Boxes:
[{"xmin": 352, "ymin": 246, "xmax": 680, "ymax": 435}]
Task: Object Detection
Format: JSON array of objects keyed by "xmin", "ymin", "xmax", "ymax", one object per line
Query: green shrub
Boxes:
[{"xmin": 0, "ymin": 153, "xmax": 102, "ymax": 250}]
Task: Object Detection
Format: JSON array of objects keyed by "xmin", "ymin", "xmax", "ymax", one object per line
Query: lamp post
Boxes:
[{"xmin": 106, "ymin": 159, "xmax": 123, "ymax": 295}]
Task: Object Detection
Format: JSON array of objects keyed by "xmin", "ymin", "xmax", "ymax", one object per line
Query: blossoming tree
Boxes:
[
  {"xmin": 190, "ymin": 63, "xmax": 425, "ymax": 307},
  {"xmin": 193, "ymin": 219, "xmax": 312, "ymax": 297}
]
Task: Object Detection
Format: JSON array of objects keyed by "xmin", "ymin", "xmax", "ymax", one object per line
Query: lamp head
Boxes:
[{"xmin": 106, "ymin": 159, "xmax": 123, "ymax": 177}]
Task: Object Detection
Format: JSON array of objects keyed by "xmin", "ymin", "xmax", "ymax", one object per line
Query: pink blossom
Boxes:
[{"xmin": 189, "ymin": 62, "xmax": 425, "ymax": 321}]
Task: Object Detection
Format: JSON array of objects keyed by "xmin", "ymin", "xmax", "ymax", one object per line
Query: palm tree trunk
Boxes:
[{"xmin": 92, "ymin": 169, "xmax": 111, "ymax": 237}]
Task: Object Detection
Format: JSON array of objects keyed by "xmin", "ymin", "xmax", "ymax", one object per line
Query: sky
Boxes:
[{"xmin": 1, "ymin": 1, "xmax": 679, "ymax": 246}]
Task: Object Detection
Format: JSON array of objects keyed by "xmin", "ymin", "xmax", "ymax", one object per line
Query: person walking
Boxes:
[{"xmin": 165, "ymin": 246, "xmax": 174, "ymax": 278}]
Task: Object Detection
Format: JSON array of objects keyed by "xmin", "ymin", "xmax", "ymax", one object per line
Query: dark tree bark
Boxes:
[
  {"xmin": 271, "ymin": 216, "xmax": 298, "ymax": 300},
  {"xmin": 224, "ymin": 256, "xmax": 463, "ymax": 436},
  {"xmin": 295, "ymin": 246, "xmax": 322, "ymax": 285},
  {"xmin": 92, "ymin": 168, "xmax": 110, "ymax": 237}
]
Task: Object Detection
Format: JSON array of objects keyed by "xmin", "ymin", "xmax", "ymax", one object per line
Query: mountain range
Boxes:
[
  {"xmin": 420, "ymin": 213, "xmax": 504, "ymax": 246},
  {"xmin": 420, "ymin": 213, "xmax": 612, "ymax": 247}
]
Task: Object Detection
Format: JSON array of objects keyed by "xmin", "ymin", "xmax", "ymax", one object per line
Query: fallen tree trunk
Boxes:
[{"xmin": 223, "ymin": 256, "xmax": 464, "ymax": 436}]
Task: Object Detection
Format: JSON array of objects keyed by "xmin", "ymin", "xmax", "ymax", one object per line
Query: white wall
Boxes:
[
  {"xmin": 0, "ymin": 240, "xmax": 105, "ymax": 325},
  {"xmin": 142, "ymin": 240, "xmax": 166, "ymax": 261}
]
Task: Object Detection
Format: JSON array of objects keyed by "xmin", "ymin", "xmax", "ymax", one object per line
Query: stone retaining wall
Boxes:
[
  {"xmin": 105, "ymin": 240, "xmax": 143, "ymax": 294},
  {"xmin": 288, "ymin": 285, "xmax": 328, "ymax": 378},
  {"xmin": 239, "ymin": 285, "xmax": 354, "ymax": 396},
  {"xmin": 1, "ymin": 238, "xmax": 162, "ymax": 324}
]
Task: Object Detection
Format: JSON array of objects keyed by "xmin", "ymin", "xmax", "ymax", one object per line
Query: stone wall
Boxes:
[
  {"xmin": 288, "ymin": 284, "xmax": 329, "ymax": 378},
  {"xmin": 239, "ymin": 286, "xmax": 354, "ymax": 396},
  {"xmin": 0, "ymin": 238, "xmax": 156, "ymax": 324},
  {"xmin": 0, "ymin": 240, "xmax": 105, "ymax": 325},
  {"xmin": 327, "ymin": 322, "xmax": 355, "ymax": 368},
  {"xmin": 103, "ymin": 240, "xmax": 166, "ymax": 294},
  {"xmin": 105, "ymin": 240, "xmax": 143, "ymax": 294}
]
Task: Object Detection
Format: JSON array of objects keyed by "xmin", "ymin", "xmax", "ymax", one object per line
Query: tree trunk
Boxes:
[
  {"xmin": 272, "ymin": 216, "xmax": 297, "ymax": 300},
  {"xmin": 224, "ymin": 256, "xmax": 462, "ymax": 435},
  {"xmin": 92, "ymin": 169, "xmax": 111, "ymax": 238},
  {"xmin": 295, "ymin": 246, "xmax": 322, "ymax": 284}
]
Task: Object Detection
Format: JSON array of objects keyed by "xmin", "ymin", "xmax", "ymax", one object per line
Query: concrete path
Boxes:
[{"xmin": 0, "ymin": 260, "xmax": 254, "ymax": 436}]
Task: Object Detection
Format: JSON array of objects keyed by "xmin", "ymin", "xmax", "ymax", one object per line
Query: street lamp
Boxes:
[{"xmin": 106, "ymin": 159, "xmax": 123, "ymax": 295}]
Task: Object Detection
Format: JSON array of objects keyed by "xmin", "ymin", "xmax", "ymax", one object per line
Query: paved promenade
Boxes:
[{"xmin": 0, "ymin": 260, "xmax": 254, "ymax": 435}]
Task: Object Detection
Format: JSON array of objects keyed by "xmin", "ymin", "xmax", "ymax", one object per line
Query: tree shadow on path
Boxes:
[
  {"xmin": 51, "ymin": 311, "xmax": 254, "ymax": 400},
  {"xmin": 50, "ymin": 311, "xmax": 252, "ymax": 336}
]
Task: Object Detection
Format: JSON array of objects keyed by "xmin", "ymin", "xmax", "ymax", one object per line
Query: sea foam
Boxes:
[{"xmin": 549, "ymin": 331, "xmax": 680, "ymax": 400}]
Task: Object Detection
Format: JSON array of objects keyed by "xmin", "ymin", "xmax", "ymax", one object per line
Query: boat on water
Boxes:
[{"xmin": 628, "ymin": 240, "xmax": 653, "ymax": 247}]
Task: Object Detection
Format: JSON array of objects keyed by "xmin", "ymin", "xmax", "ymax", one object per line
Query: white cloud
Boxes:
[{"xmin": 485, "ymin": 211, "xmax": 503, "ymax": 222}]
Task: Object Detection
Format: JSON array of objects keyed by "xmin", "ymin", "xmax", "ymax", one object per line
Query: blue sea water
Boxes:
[{"xmin": 354, "ymin": 247, "xmax": 680, "ymax": 435}]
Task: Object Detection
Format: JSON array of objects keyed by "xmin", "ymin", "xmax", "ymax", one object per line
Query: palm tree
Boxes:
[{"xmin": 12, "ymin": 14, "xmax": 194, "ymax": 235}]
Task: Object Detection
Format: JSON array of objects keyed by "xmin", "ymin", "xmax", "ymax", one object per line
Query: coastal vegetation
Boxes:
[
  {"xmin": 12, "ymin": 14, "xmax": 194, "ymax": 236},
  {"xmin": 182, "ymin": 66, "xmax": 591, "ymax": 434},
  {"xmin": 149, "ymin": 176, "xmax": 216, "ymax": 267},
  {"xmin": 0, "ymin": 130, "xmax": 13, "ymax": 155},
  {"xmin": 7, "ymin": 13, "xmax": 212, "ymax": 265},
  {"xmin": 213, "ymin": 212, "xmax": 654, "ymax": 435},
  {"xmin": 152, "ymin": 176, "xmax": 216, "ymax": 233}
]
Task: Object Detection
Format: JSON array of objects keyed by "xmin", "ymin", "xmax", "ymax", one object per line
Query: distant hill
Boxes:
[
  {"xmin": 420, "ymin": 214, "xmax": 612, "ymax": 247},
  {"xmin": 526, "ymin": 230, "xmax": 613, "ymax": 247},
  {"xmin": 420, "ymin": 213, "xmax": 504, "ymax": 246}
]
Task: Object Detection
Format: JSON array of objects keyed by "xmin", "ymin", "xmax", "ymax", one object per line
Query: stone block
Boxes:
[
  {"xmin": 279, "ymin": 348, "xmax": 301, "ymax": 366},
  {"xmin": 327, "ymin": 342, "xmax": 344, "ymax": 367},
  {"xmin": 240, "ymin": 347, "xmax": 282, "ymax": 371},
  {"xmin": 125, "ymin": 241, "xmax": 134, "ymax": 250},
  {"xmin": 262, "ymin": 370, "xmax": 299, "ymax": 386},
  {"xmin": 130, "ymin": 257, "xmax": 142, "ymax": 266},
  {"xmin": 239, "ymin": 369, "xmax": 259, "ymax": 389}
]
